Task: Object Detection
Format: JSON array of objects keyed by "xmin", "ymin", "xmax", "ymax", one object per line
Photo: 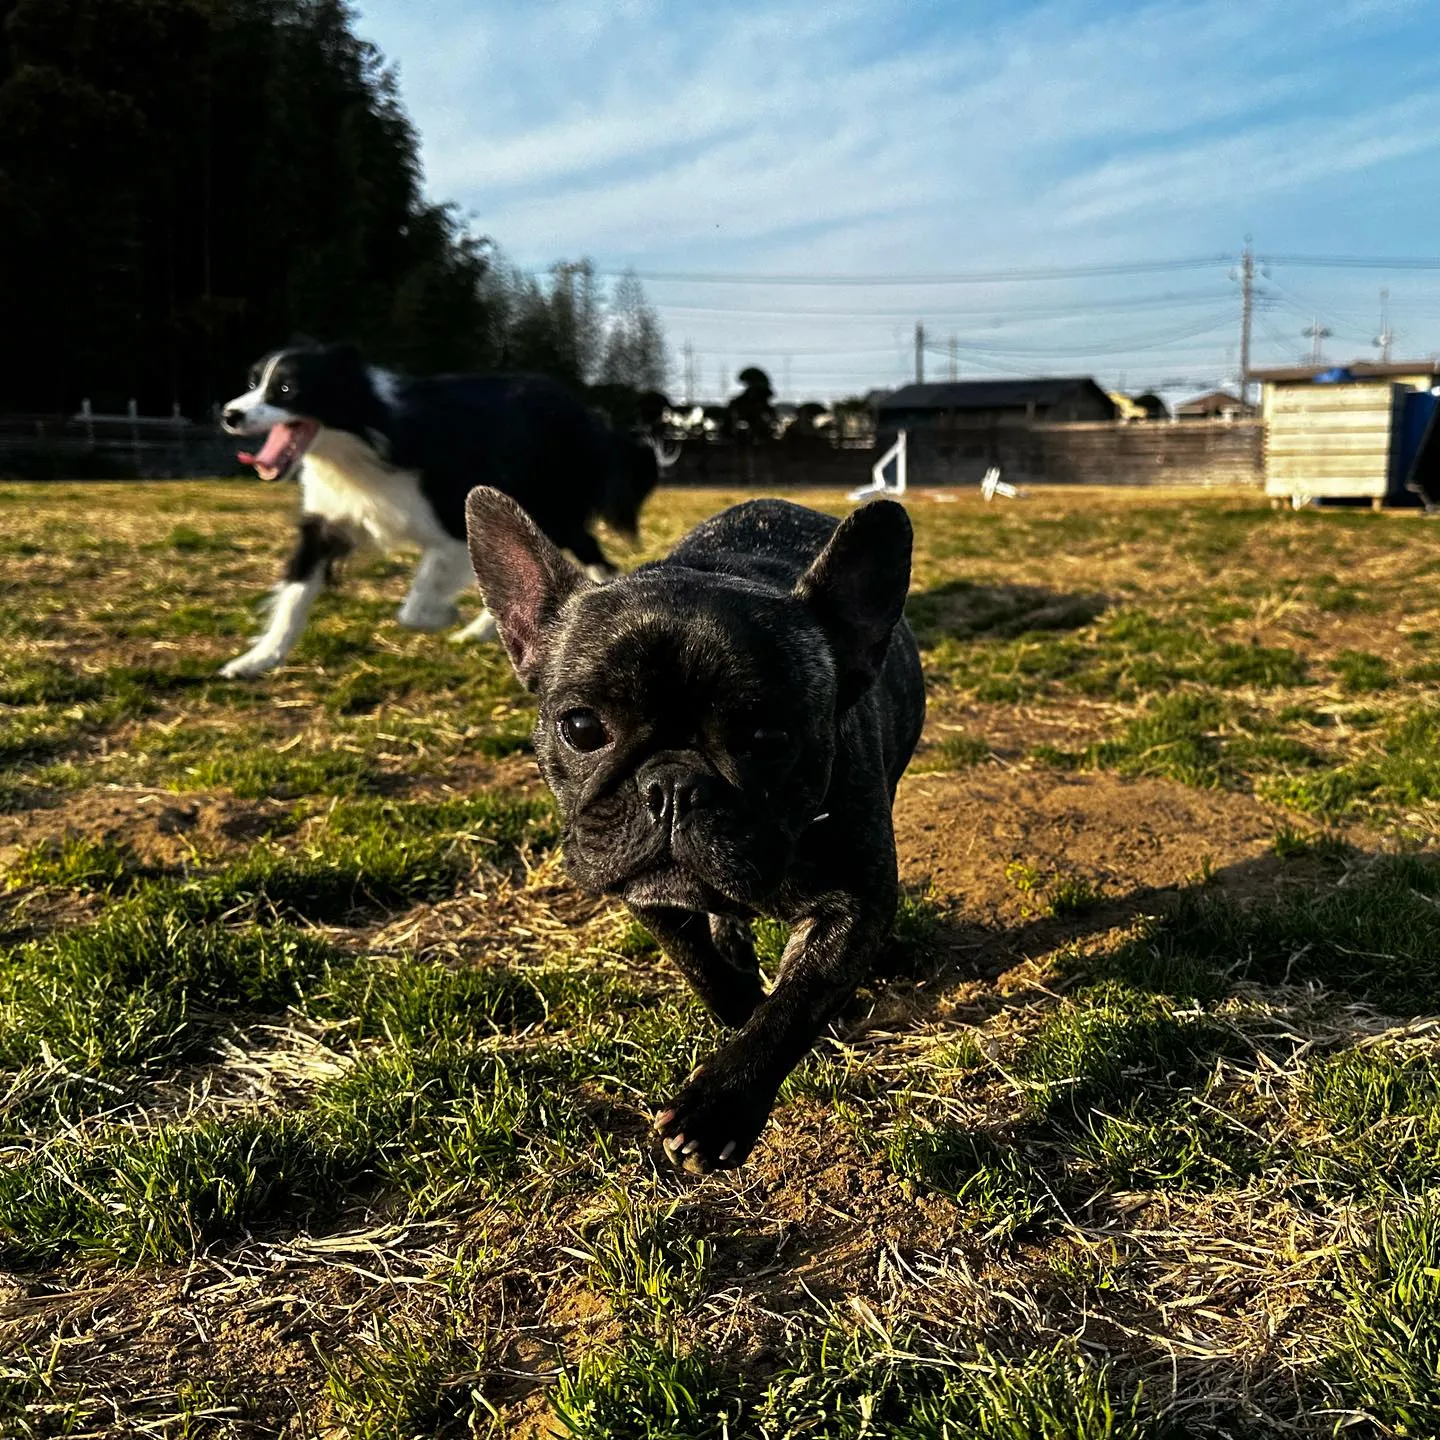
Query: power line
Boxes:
[
  {"xmin": 1262, "ymin": 254, "xmax": 1440, "ymax": 270},
  {"xmin": 920, "ymin": 313, "xmax": 1235, "ymax": 360},
  {"xmin": 656, "ymin": 288, "xmax": 1236, "ymax": 322},
  {"xmin": 565, "ymin": 255, "xmax": 1235, "ymax": 286},
  {"xmin": 536, "ymin": 251, "xmax": 1440, "ymax": 287}
]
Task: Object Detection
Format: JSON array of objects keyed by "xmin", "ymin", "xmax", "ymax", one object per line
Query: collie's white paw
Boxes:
[
  {"xmin": 397, "ymin": 601, "xmax": 460, "ymax": 632},
  {"xmin": 219, "ymin": 649, "xmax": 281, "ymax": 679}
]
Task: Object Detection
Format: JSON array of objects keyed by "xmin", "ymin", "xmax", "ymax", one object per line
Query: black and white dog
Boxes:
[{"xmin": 218, "ymin": 342, "xmax": 668, "ymax": 678}]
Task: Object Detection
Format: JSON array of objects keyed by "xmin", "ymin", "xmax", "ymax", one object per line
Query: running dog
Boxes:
[{"xmin": 218, "ymin": 342, "xmax": 667, "ymax": 678}]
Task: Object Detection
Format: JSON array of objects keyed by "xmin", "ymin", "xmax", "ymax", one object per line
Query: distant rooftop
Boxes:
[
  {"xmin": 878, "ymin": 377, "xmax": 1111, "ymax": 412},
  {"xmin": 1250, "ymin": 359, "xmax": 1440, "ymax": 383},
  {"xmin": 1176, "ymin": 388, "xmax": 1254, "ymax": 415}
]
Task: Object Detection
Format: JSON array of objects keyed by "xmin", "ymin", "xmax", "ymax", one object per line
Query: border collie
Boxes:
[{"xmin": 218, "ymin": 342, "xmax": 668, "ymax": 679}]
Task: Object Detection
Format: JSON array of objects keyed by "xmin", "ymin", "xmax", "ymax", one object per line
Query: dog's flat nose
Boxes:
[
  {"xmin": 222, "ymin": 407, "xmax": 245, "ymax": 430},
  {"xmin": 641, "ymin": 769, "xmax": 714, "ymax": 826}
]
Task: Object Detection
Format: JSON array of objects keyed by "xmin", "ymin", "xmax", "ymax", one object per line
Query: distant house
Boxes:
[
  {"xmin": 1176, "ymin": 389, "xmax": 1256, "ymax": 421},
  {"xmin": 877, "ymin": 377, "xmax": 1116, "ymax": 431}
]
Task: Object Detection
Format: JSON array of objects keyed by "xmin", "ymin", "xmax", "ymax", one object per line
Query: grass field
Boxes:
[{"xmin": 4, "ymin": 480, "xmax": 1440, "ymax": 1438}]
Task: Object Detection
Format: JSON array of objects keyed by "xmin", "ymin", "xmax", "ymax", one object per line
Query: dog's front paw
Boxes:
[
  {"xmin": 654, "ymin": 1061, "xmax": 775, "ymax": 1175},
  {"xmin": 219, "ymin": 649, "xmax": 279, "ymax": 680}
]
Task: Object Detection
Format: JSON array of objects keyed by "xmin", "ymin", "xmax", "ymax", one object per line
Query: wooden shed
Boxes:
[{"xmin": 1255, "ymin": 361, "xmax": 1440, "ymax": 506}]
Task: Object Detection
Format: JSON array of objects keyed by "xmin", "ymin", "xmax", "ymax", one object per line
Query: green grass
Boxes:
[
  {"xmin": 3, "ymin": 833, "xmax": 138, "ymax": 892},
  {"xmin": 924, "ymin": 608, "xmax": 1308, "ymax": 706},
  {"xmin": 1014, "ymin": 982, "xmax": 1239, "ymax": 1115},
  {"xmin": 0, "ymin": 892, "xmax": 337, "ymax": 1084},
  {"xmin": 885, "ymin": 1125, "xmax": 1060, "ymax": 1238},
  {"xmin": 1331, "ymin": 649, "xmax": 1392, "ymax": 694},
  {"xmin": 1301, "ymin": 1046, "xmax": 1440, "ymax": 1195},
  {"xmin": 0, "ymin": 795, "xmax": 557, "ymax": 1127},
  {"xmin": 752, "ymin": 1325, "xmax": 1171, "ymax": 1439},
  {"xmin": 10, "ymin": 483, "xmax": 1440, "ymax": 1433},
  {"xmin": 0, "ymin": 1044, "xmax": 590, "ymax": 1263},
  {"xmin": 1035, "ymin": 690, "xmax": 1324, "ymax": 792},
  {"xmin": 181, "ymin": 742, "xmax": 389, "ymax": 799},
  {"xmin": 1329, "ymin": 1198, "xmax": 1440, "ymax": 1433},
  {"xmin": 1262, "ymin": 704, "xmax": 1440, "ymax": 817},
  {"xmin": 324, "ymin": 1316, "xmax": 492, "ymax": 1439},
  {"xmin": 575, "ymin": 1190, "xmax": 713, "ymax": 1318},
  {"xmin": 553, "ymin": 1336, "xmax": 736, "ymax": 1439},
  {"xmin": 914, "ymin": 731, "xmax": 991, "ymax": 772},
  {"xmin": 1094, "ymin": 853, "xmax": 1440, "ymax": 1012},
  {"xmin": 1073, "ymin": 1095, "xmax": 1266, "ymax": 1192}
]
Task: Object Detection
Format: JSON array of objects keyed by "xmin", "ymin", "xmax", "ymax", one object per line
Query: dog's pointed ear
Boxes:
[
  {"xmin": 793, "ymin": 499, "xmax": 912, "ymax": 708},
  {"xmin": 465, "ymin": 487, "xmax": 589, "ymax": 689}
]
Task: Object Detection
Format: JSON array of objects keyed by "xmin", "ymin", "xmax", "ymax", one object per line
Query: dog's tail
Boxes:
[{"xmin": 599, "ymin": 431, "xmax": 675, "ymax": 539}]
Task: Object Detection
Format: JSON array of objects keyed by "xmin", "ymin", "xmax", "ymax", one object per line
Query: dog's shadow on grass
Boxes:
[
  {"xmin": 868, "ymin": 840, "xmax": 1402, "ymax": 1030},
  {"xmin": 904, "ymin": 579, "xmax": 1107, "ymax": 647}
]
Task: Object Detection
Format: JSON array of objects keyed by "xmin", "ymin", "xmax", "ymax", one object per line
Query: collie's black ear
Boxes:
[
  {"xmin": 793, "ymin": 499, "xmax": 912, "ymax": 707},
  {"xmin": 465, "ymin": 487, "xmax": 590, "ymax": 689}
]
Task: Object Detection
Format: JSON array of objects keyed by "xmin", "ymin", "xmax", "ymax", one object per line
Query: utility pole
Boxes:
[
  {"xmin": 1237, "ymin": 238, "xmax": 1254, "ymax": 404},
  {"xmin": 948, "ymin": 333, "xmax": 958, "ymax": 381},
  {"xmin": 1374, "ymin": 288, "xmax": 1394, "ymax": 363},
  {"xmin": 1304, "ymin": 318, "xmax": 1332, "ymax": 365},
  {"xmin": 914, "ymin": 322, "xmax": 925, "ymax": 385},
  {"xmin": 683, "ymin": 341, "xmax": 695, "ymax": 405}
]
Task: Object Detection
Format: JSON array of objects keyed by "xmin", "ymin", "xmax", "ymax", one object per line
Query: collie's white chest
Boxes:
[{"xmin": 298, "ymin": 431, "xmax": 444, "ymax": 549}]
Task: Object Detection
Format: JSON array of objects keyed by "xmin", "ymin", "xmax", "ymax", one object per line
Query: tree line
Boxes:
[{"xmin": 0, "ymin": 0, "xmax": 666, "ymax": 418}]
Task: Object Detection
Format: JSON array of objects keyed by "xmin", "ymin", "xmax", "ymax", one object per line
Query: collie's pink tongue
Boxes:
[{"xmin": 238, "ymin": 421, "xmax": 311, "ymax": 480}]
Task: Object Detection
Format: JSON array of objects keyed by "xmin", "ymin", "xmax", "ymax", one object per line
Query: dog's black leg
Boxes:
[
  {"xmin": 220, "ymin": 515, "xmax": 351, "ymax": 679},
  {"xmin": 286, "ymin": 514, "xmax": 353, "ymax": 586},
  {"xmin": 628, "ymin": 906, "xmax": 766, "ymax": 1029},
  {"xmin": 654, "ymin": 850, "xmax": 898, "ymax": 1174},
  {"xmin": 564, "ymin": 529, "xmax": 618, "ymax": 582}
]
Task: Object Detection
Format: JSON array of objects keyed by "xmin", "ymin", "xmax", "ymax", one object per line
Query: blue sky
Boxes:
[{"xmin": 354, "ymin": 0, "xmax": 1440, "ymax": 402}]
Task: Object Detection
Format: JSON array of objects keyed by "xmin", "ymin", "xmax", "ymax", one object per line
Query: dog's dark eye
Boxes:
[
  {"xmin": 558, "ymin": 708, "xmax": 608, "ymax": 752},
  {"xmin": 276, "ymin": 382, "xmax": 291, "ymax": 396}
]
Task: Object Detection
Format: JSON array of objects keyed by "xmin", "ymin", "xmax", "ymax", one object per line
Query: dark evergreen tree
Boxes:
[{"xmin": 0, "ymin": 0, "xmax": 508, "ymax": 415}]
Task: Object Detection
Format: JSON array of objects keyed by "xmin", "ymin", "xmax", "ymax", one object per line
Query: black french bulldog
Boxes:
[{"xmin": 463, "ymin": 489, "xmax": 926, "ymax": 1173}]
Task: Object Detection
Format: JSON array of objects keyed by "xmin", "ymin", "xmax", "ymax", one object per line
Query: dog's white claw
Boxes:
[
  {"xmin": 664, "ymin": 1133, "xmax": 686, "ymax": 1153},
  {"xmin": 682, "ymin": 1139, "xmax": 702, "ymax": 1156},
  {"xmin": 655, "ymin": 1108, "xmax": 677, "ymax": 1131},
  {"xmin": 719, "ymin": 1141, "xmax": 738, "ymax": 1163}
]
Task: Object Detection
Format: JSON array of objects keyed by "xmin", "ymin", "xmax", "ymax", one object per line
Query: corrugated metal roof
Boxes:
[{"xmin": 877, "ymin": 377, "xmax": 1111, "ymax": 412}]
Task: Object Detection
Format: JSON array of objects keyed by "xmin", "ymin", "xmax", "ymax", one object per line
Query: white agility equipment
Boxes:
[
  {"xmin": 981, "ymin": 467, "xmax": 1024, "ymax": 501},
  {"xmin": 849, "ymin": 428, "xmax": 907, "ymax": 501}
]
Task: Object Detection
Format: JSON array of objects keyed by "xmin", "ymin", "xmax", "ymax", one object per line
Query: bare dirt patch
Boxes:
[{"xmin": 896, "ymin": 767, "xmax": 1287, "ymax": 925}]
